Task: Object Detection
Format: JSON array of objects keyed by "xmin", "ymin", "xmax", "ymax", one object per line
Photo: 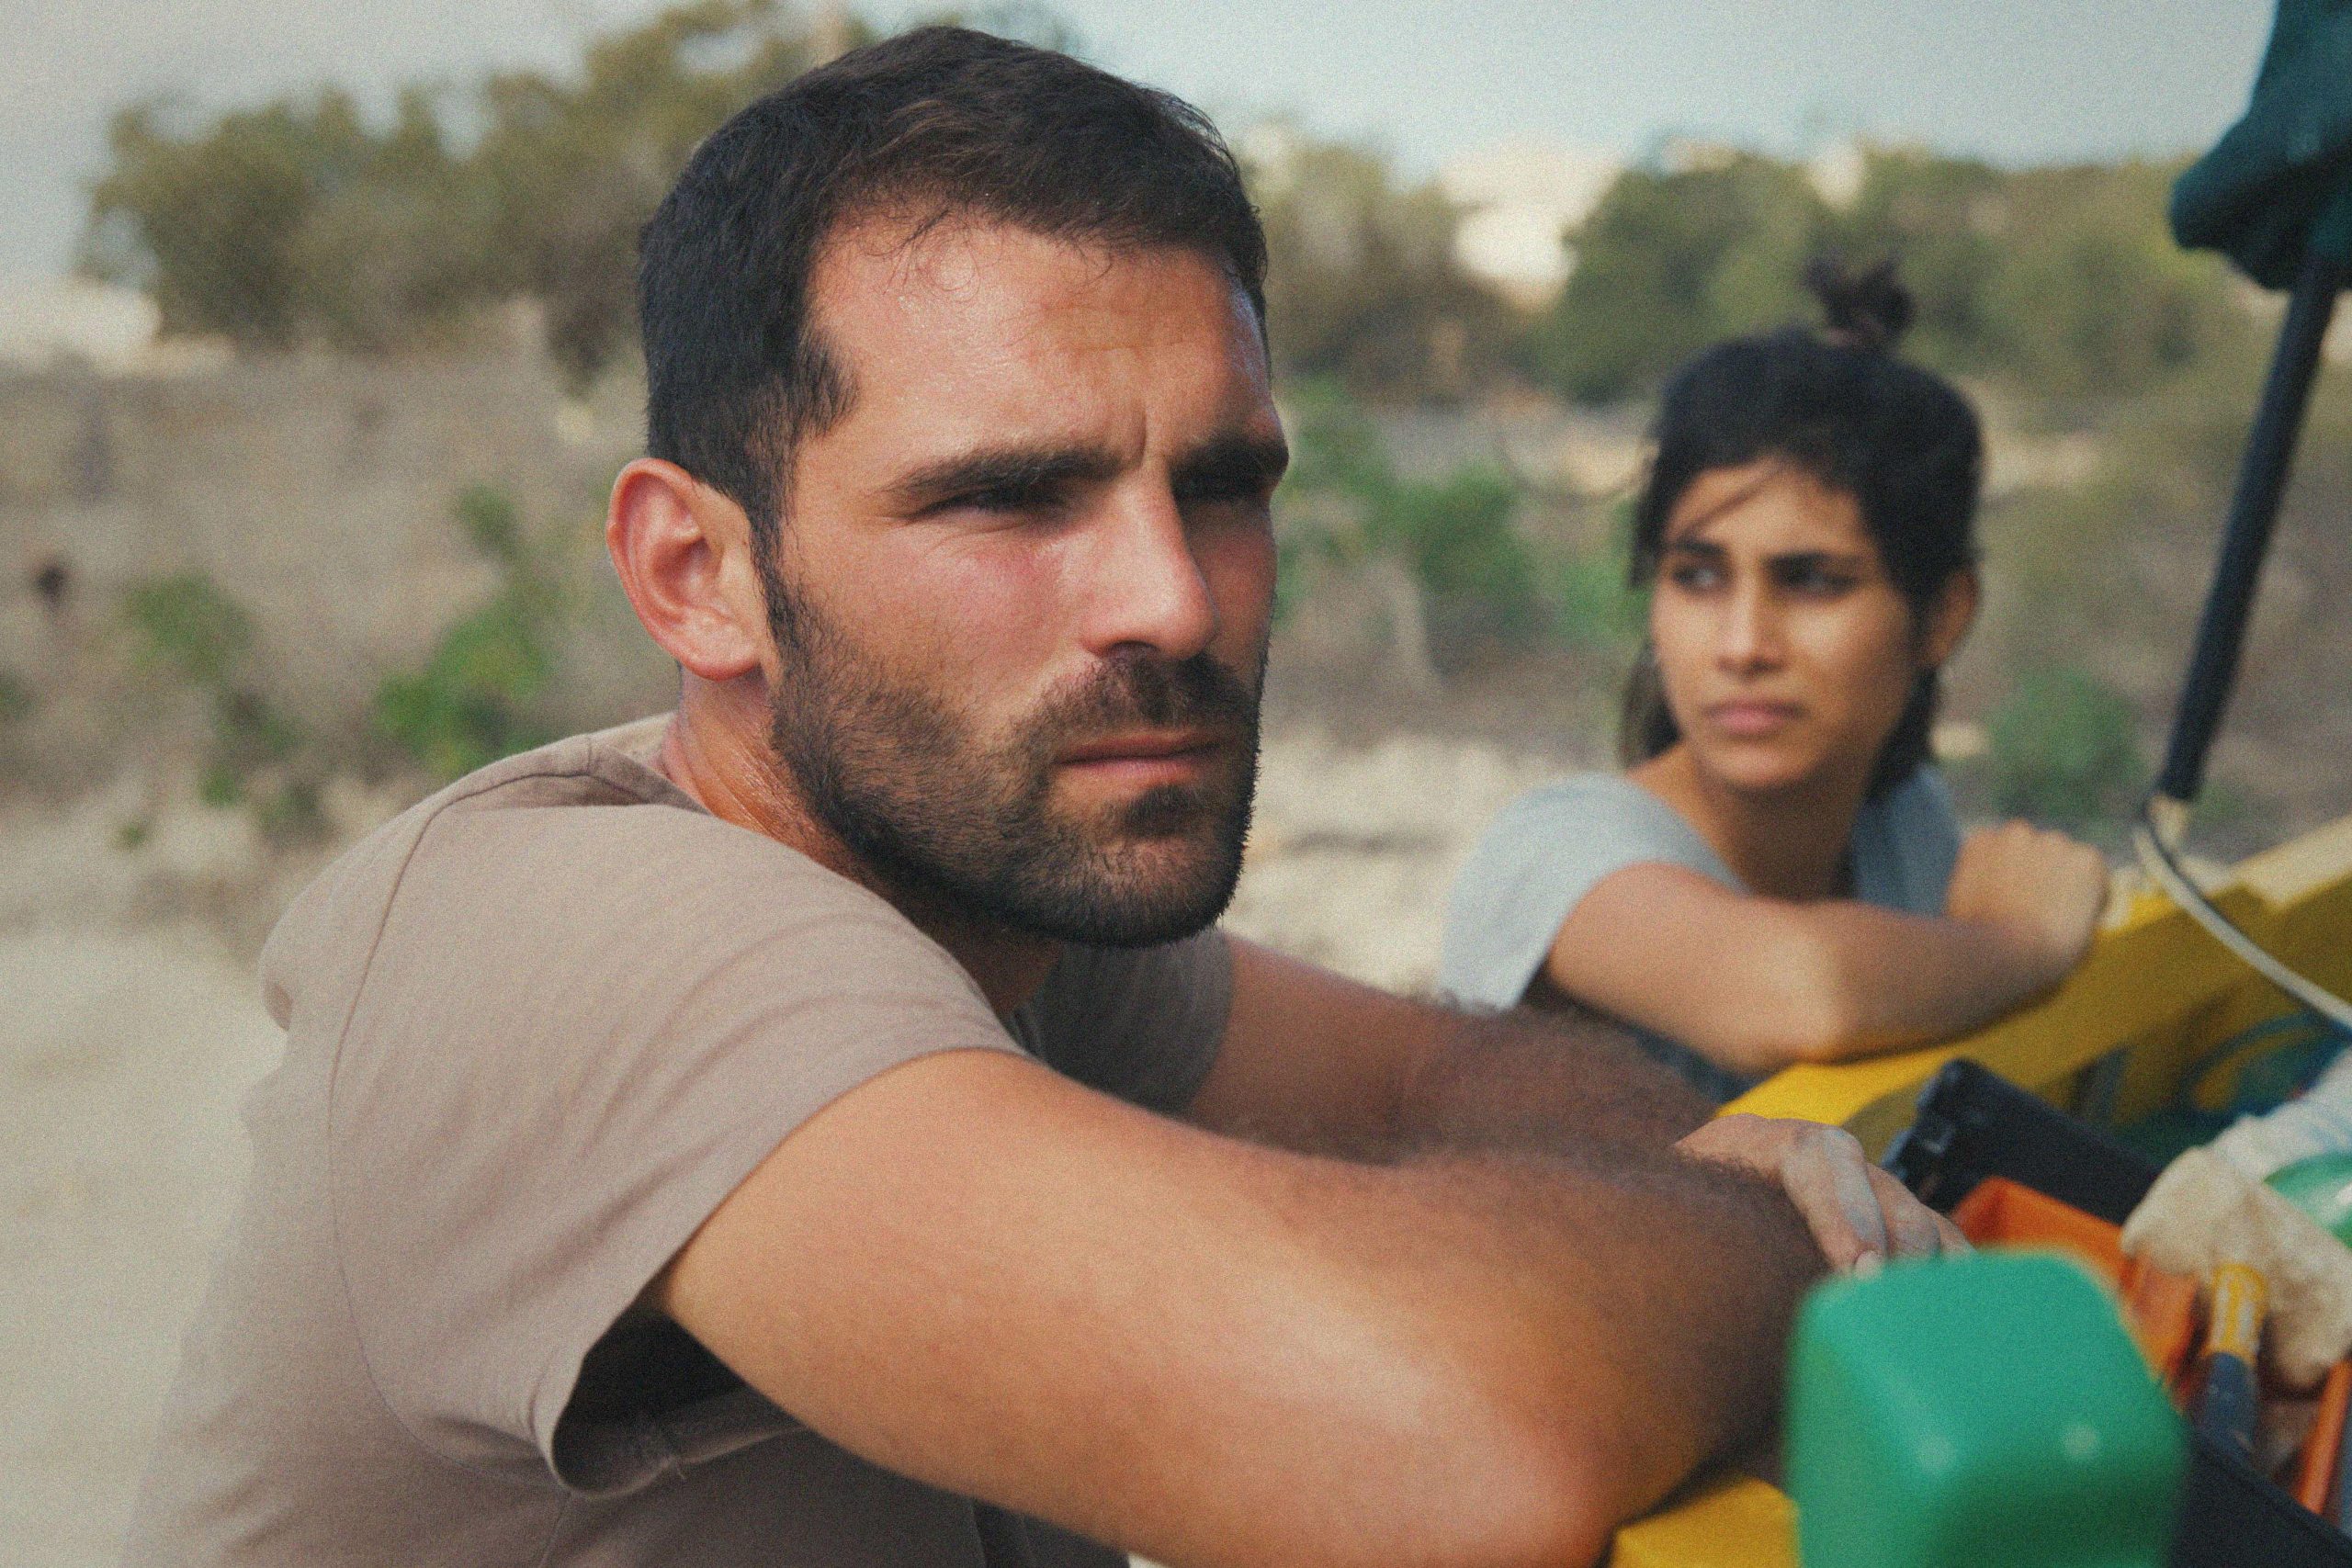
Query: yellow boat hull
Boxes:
[{"xmin": 1613, "ymin": 811, "xmax": 2352, "ymax": 1567}]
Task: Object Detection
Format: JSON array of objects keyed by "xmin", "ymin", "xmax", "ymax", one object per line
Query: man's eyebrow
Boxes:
[
  {"xmin": 1170, "ymin": 431, "xmax": 1290, "ymax": 494},
  {"xmin": 885, "ymin": 445, "xmax": 1125, "ymax": 512}
]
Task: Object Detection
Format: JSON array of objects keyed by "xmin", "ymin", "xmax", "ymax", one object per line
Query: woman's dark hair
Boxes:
[
  {"xmin": 638, "ymin": 26, "xmax": 1267, "ymax": 566},
  {"xmin": 1618, "ymin": 257, "xmax": 1984, "ymax": 797}
]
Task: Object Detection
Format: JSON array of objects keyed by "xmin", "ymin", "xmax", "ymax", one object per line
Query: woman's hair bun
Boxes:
[{"xmin": 1804, "ymin": 254, "xmax": 1914, "ymax": 352}]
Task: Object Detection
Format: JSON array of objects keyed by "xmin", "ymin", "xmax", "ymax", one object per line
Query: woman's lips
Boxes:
[{"xmin": 1705, "ymin": 700, "xmax": 1804, "ymax": 738}]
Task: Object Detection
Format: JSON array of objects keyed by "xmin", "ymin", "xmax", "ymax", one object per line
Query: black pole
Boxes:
[{"xmin": 2154, "ymin": 252, "xmax": 2349, "ymax": 805}]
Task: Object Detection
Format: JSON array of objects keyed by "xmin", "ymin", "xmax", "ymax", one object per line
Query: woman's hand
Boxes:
[
  {"xmin": 1678, "ymin": 1113, "xmax": 1967, "ymax": 1272},
  {"xmin": 1942, "ymin": 822, "xmax": 2110, "ymax": 988}
]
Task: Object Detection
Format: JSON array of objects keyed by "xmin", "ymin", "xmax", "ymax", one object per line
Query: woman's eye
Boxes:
[
  {"xmin": 1781, "ymin": 563, "xmax": 1857, "ymax": 595},
  {"xmin": 1668, "ymin": 563, "xmax": 1724, "ymax": 591}
]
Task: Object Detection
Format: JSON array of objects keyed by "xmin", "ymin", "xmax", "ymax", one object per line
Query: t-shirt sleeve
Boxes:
[
  {"xmin": 1437, "ymin": 776, "xmax": 1738, "ymax": 1012},
  {"xmin": 1015, "ymin": 930, "xmax": 1234, "ymax": 1114},
  {"xmin": 1853, "ymin": 766, "xmax": 1965, "ymax": 916},
  {"xmin": 324, "ymin": 802, "xmax": 1027, "ymax": 1495}
]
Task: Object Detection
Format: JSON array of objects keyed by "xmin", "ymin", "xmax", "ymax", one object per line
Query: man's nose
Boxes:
[{"xmin": 1078, "ymin": 487, "xmax": 1219, "ymax": 661}]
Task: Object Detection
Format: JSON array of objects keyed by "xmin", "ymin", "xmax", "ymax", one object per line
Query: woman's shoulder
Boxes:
[
  {"xmin": 1440, "ymin": 771, "xmax": 1737, "ymax": 1012},
  {"xmin": 1460, "ymin": 772, "xmax": 1733, "ymax": 886},
  {"xmin": 1486, "ymin": 770, "xmax": 1688, "ymax": 831}
]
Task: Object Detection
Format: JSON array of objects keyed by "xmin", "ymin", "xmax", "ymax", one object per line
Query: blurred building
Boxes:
[
  {"xmin": 0, "ymin": 275, "xmax": 161, "ymax": 375},
  {"xmin": 1437, "ymin": 140, "xmax": 1620, "ymax": 308}
]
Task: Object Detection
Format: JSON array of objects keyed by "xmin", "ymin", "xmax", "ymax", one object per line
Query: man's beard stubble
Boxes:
[{"xmin": 759, "ymin": 562, "xmax": 1264, "ymax": 948}]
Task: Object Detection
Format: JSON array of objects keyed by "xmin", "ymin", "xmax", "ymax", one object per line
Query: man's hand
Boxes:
[
  {"xmin": 1678, "ymin": 1114, "xmax": 1967, "ymax": 1271},
  {"xmin": 1943, "ymin": 822, "xmax": 2111, "ymax": 989}
]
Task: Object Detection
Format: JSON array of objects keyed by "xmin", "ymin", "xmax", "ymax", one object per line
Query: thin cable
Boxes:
[{"xmin": 2135, "ymin": 796, "xmax": 2352, "ymax": 1032}]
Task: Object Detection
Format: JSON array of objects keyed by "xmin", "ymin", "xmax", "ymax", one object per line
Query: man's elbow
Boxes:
[
  {"xmin": 1364, "ymin": 1355, "xmax": 1665, "ymax": 1568},
  {"xmin": 1365, "ymin": 1405, "xmax": 1619, "ymax": 1568}
]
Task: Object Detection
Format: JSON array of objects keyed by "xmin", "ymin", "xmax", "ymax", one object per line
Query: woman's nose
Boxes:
[{"xmin": 1716, "ymin": 581, "xmax": 1783, "ymax": 672}]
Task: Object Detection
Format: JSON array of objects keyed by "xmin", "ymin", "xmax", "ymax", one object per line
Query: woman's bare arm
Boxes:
[{"xmin": 1544, "ymin": 822, "xmax": 2111, "ymax": 1076}]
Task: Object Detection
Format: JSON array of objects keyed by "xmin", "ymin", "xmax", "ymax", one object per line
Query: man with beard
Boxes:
[{"xmin": 125, "ymin": 28, "xmax": 1960, "ymax": 1568}]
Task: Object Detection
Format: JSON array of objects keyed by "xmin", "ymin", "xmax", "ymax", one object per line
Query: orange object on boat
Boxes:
[
  {"xmin": 1951, "ymin": 1176, "xmax": 2201, "ymax": 1385},
  {"xmin": 2296, "ymin": 1361, "xmax": 2352, "ymax": 1516}
]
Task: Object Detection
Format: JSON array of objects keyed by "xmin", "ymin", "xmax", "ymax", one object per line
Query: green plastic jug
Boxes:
[{"xmin": 1788, "ymin": 1250, "xmax": 2188, "ymax": 1568}]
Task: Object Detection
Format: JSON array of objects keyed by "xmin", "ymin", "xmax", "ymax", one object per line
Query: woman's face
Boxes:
[{"xmin": 1648, "ymin": 459, "xmax": 1972, "ymax": 798}]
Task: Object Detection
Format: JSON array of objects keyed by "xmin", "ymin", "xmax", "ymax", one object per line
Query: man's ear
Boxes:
[
  {"xmin": 606, "ymin": 458, "xmax": 770, "ymax": 682},
  {"xmin": 1918, "ymin": 567, "xmax": 1980, "ymax": 671}
]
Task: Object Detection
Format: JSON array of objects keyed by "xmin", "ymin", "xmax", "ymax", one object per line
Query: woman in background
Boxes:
[{"xmin": 1440, "ymin": 262, "xmax": 2110, "ymax": 1102}]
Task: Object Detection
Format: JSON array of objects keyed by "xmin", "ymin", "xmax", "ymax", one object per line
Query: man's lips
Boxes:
[
  {"xmin": 1056, "ymin": 728, "xmax": 1234, "ymax": 787},
  {"xmin": 1704, "ymin": 700, "xmax": 1804, "ymax": 738},
  {"xmin": 1057, "ymin": 728, "xmax": 1229, "ymax": 766}
]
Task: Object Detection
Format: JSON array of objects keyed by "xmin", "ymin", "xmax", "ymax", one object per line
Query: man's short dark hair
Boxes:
[{"xmin": 638, "ymin": 26, "xmax": 1269, "ymax": 556}]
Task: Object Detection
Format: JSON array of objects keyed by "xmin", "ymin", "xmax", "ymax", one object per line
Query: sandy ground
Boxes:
[
  {"xmin": 0, "ymin": 726, "xmax": 1556, "ymax": 1566},
  {"xmin": 0, "ymin": 785, "xmax": 296, "ymax": 1566}
]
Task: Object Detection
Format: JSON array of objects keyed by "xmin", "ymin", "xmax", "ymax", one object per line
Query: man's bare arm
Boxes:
[
  {"xmin": 657, "ymin": 1047, "xmax": 1821, "ymax": 1568},
  {"xmin": 1183, "ymin": 935, "xmax": 1712, "ymax": 1157},
  {"xmin": 1187, "ymin": 938, "xmax": 1961, "ymax": 1271}
]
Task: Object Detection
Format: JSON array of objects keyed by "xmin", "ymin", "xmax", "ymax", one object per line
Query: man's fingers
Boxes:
[
  {"xmin": 1678, "ymin": 1115, "xmax": 1967, "ymax": 1271},
  {"xmin": 1781, "ymin": 1153, "xmax": 1864, "ymax": 1267},
  {"xmin": 1866, "ymin": 1164, "xmax": 1947, "ymax": 1259},
  {"xmin": 1817, "ymin": 1128, "xmax": 1891, "ymax": 1263},
  {"xmin": 1784, "ymin": 1129, "xmax": 1888, "ymax": 1269}
]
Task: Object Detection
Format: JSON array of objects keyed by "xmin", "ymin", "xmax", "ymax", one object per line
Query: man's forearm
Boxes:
[
  {"xmin": 1393, "ymin": 1000, "xmax": 1715, "ymax": 1155},
  {"xmin": 1195, "ymin": 939, "xmax": 1717, "ymax": 1162},
  {"xmin": 1383, "ymin": 1134, "xmax": 1824, "ymax": 1534}
]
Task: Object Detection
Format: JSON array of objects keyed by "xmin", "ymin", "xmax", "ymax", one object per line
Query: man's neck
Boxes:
[
  {"xmin": 655, "ymin": 682, "xmax": 1063, "ymax": 1017},
  {"xmin": 1632, "ymin": 745, "xmax": 1871, "ymax": 902}
]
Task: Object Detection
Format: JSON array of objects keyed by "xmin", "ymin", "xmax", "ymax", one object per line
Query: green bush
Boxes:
[
  {"xmin": 1273, "ymin": 379, "xmax": 1647, "ymax": 654},
  {"xmin": 1985, "ymin": 664, "xmax": 2144, "ymax": 828},
  {"xmin": 0, "ymin": 667, "xmax": 33, "ymax": 726},
  {"xmin": 374, "ymin": 485, "xmax": 561, "ymax": 782},
  {"xmin": 121, "ymin": 570, "xmax": 311, "ymax": 819},
  {"xmin": 1367, "ymin": 465, "xmax": 1540, "ymax": 633},
  {"xmin": 1542, "ymin": 536, "xmax": 1641, "ymax": 652},
  {"xmin": 124, "ymin": 572, "xmax": 254, "ymax": 686}
]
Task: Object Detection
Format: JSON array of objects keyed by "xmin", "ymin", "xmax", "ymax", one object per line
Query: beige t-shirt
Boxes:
[{"xmin": 123, "ymin": 716, "xmax": 1233, "ymax": 1567}]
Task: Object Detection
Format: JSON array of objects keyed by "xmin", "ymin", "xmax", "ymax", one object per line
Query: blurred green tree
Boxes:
[
  {"xmin": 468, "ymin": 0, "xmax": 830, "ymax": 383},
  {"xmin": 80, "ymin": 1, "xmax": 831, "ymax": 376},
  {"xmin": 1247, "ymin": 131, "xmax": 1520, "ymax": 402},
  {"xmin": 1524, "ymin": 147, "xmax": 2252, "ymax": 404},
  {"xmin": 85, "ymin": 95, "xmax": 377, "ymax": 347},
  {"xmin": 1276, "ymin": 378, "xmax": 1614, "ymax": 655},
  {"xmin": 1985, "ymin": 163, "xmax": 2246, "ymax": 396},
  {"xmin": 1826, "ymin": 148, "xmax": 2009, "ymax": 372},
  {"xmin": 1522, "ymin": 152, "xmax": 1828, "ymax": 403}
]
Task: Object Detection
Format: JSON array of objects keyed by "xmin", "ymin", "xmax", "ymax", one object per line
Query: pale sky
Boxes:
[{"xmin": 2, "ymin": 0, "xmax": 2276, "ymax": 276}]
